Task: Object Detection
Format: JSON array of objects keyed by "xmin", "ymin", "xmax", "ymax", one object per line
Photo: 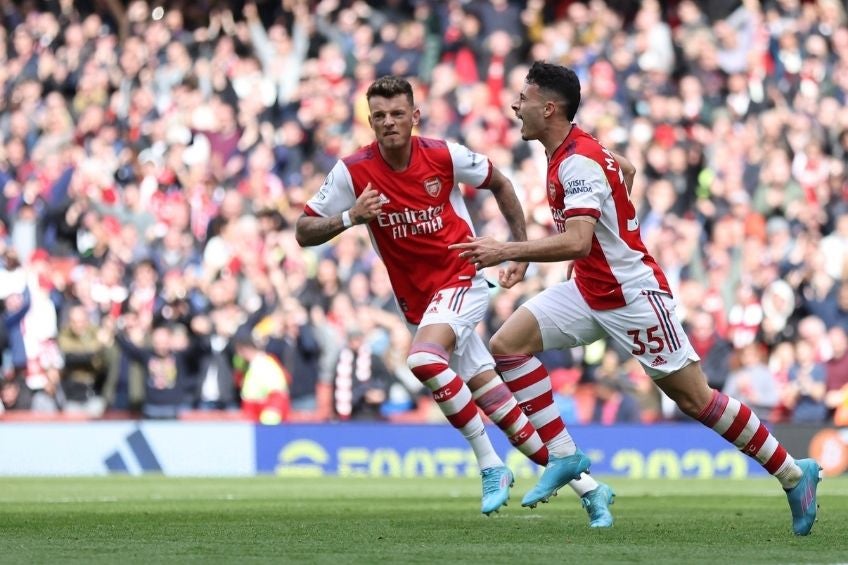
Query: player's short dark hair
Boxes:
[
  {"xmin": 526, "ymin": 61, "xmax": 581, "ymax": 121},
  {"xmin": 366, "ymin": 76, "xmax": 415, "ymax": 106}
]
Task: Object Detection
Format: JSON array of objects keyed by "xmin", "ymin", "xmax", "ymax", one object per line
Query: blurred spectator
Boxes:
[
  {"xmin": 57, "ymin": 304, "xmax": 108, "ymax": 415},
  {"xmin": 235, "ymin": 331, "xmax": 290, "ymax": 424},
  {"xmin": 0, "ymin": 376, "xmax": 32, "ymax": 412},
  {"xmin": 825, "ymin": 326, "xmax": 848, "ymax": 425},
  {"xmin": 782, "ymin": 340, "xmax": 828, "ymax": 423},
  {"xmin": 723, "ymin": 343, "xmax": 780, "ymax": 418},
  {"xmin": 620, "ymin": 357, "xmax": 662, "ymax": 423},
  {"xmin": 23, "ymin": 338, "xmax": 64, "ymax": 413},
  {"xmin": 797, "ymin": 315, "xmax": 833, "ymax": 362},
  {"xmin": 768, "ymin": 341, "xmax": 797, "ymax": 423},
  {"xmin": 551, "ymin": 367, "xmax": 582, "ymax": 425},
  {"xmin": 331, "ymin": 325, "xmax": 392, "ymax": 421},
  {"xmin": 114, "ymin": 321, "xmax": 196, "ymax": 419},
  {"xmin": 590, "ymin": 376, "xmax": 642, "ymax": 425},
  {"xmin": 264, "ymin": 299, "xmax": 322, "ymax": 412},
  {"xmin": 587, "ymin": 351, "xmax": 642, "ymax": 425},
  {"xmin": 3, "ymin": 283, "xmax": 30, "ymax": 376},
  {"xmin": 687, "ymin": 309, "xmax": 733, "ymax": 390},
  {"xmin": 189, "ymin": 311, "xmax": 240, "ymax": 411}
]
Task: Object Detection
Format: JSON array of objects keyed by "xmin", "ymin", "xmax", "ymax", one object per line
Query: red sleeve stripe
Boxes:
[
  {"xmin": 303, "ymin": 204, "xmax": 320, "ymax": 217},
  {"xmin": 477, "ymin": 160, "xmax": 493, "ymax": 188},
  {"xmin": 564, "ymin": 208, "xmax": 601, "ymax": 219}
]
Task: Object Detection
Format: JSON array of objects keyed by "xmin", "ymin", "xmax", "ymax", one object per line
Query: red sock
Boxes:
[{"xmin": 473, "ymin": 378, "xmax": 548, "ymax": 466}]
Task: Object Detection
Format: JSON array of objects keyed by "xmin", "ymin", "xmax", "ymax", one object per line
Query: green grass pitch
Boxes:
[{"xmin": 0, "ymin": 476, "xmax": 846, "ymax": 564}]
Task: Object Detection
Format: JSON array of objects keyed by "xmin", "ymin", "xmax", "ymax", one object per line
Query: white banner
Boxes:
[{"xmin": 0, "ymin": 422, "xmax": 254, "ymax": 476}]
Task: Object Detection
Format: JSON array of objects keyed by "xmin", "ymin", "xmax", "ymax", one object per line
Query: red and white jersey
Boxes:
[
  {"xmin": 304, "ymin": 136, "xmax": 492, "ymax": 324},
  {"xmin": 548, "ymin": 125, "xmax": 670, "ymax": 310}
]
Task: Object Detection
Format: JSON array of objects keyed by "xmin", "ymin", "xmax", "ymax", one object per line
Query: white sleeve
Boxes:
[
  {"xmin": 447, "ymin": 141, "xmax": 493, "ymax": 188},
  {"xmin": 558, "ymin": 154, "xmax": 610, "ymax": 219},
  {"xmin": 304, "ymin": 160, "xmax": 356, "ymax": 218}
]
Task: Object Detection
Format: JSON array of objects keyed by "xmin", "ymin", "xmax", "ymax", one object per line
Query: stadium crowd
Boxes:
[{"xmin": 0, "ymin": 0, "xmax": 846, "ymax": 426}]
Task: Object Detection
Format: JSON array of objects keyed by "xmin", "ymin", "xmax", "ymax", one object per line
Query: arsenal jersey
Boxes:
[
  {"xmin": 547, "ymin": 125, "xmax": 671, "ymax": 309},
  {"xmin": 305, "ymin": 137, "xmax": 492, "ymax": 324}
]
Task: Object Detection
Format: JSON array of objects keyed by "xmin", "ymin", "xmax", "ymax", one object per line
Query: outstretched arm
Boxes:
[
  {"xmin": 295, "ymin": 183, "xmax": 384, "ymax": 247},
  {"xmin": 450, "ymin": 217, "xmax": 596, "ymax": 268},
  {"xmin": 481, "ymin": 167, "xmax": 529, "ymax": 288}
]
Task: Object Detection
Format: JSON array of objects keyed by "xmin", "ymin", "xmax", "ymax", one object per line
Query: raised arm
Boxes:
[{"xmin": 608, "ymin": 149, "xmax": 635, "ymax": 194}]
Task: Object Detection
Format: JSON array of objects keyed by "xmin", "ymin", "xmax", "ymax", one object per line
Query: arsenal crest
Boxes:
[
  {"xmin": 424, "ymin": 177, "xmax": 441, "ymax": 197},
  {"xmin": 548, "ymin": 181, "xmax": 557, "ymax": 202}
]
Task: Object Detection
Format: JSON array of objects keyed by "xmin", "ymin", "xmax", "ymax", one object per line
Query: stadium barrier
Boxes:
[{"xmin": 0, "ymin": 422, "xmax": 843, "ymax": 477}]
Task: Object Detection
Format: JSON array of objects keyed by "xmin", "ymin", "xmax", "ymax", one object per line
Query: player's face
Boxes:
[
  {"xmin": 511, "ymin": 82, "xmax": 547, "ymax": 141},
  {"xmin": 368, "ymin": 95, "xmax": 420, "ymax": 150}
]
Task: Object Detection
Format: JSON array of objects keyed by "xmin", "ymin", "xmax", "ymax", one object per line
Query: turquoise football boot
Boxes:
[
  {"xmin": 522, "ymin": 449, "xmax": 591, "ymax": 508},
  {"xmin": 581, "ymin": 482, "xmax": 615, "ymax": 528},
  {"xmin": 785, "ymin": 459, "xmax": 822, "ymax": 536},
  {"xmin": 481, "ymin": 466, "xmax": 514, "ymax": 515}
]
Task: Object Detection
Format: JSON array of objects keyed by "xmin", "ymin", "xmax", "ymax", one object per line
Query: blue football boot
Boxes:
[
  {"xmin": 581, "ymin": 482, "xmax": 615, "ymax": 528},
  {"xmin": 785, "ymin": 459, "xmax": 822, "ymax": 536},
  {"xmin": 522, "ymin": 449, "xmax": 591, "ymax": 508},
  {"xmin": 481, "ymin": 466, "xmax": 514, "ymax": 515}
]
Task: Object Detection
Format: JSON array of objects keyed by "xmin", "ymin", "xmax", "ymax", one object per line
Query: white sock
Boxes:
[
  {"xmin": 568, "ymin": 473, "xmax": 599, "ymax": 497},
  {"xmin": 469, "ymin": 427, "xmax": 504, "ymax": 471}
]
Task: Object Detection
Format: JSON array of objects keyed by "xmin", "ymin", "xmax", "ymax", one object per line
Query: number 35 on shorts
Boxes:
[
  {"xmin": 627, "ymin": 291, "xmax": 684, "ymax": 354},
  {"xmin": 626, "ymin": 326, "xmax": 666, "ymax": 355},
  {"xmin": 618, "ymin": 291, "xmax": 696, "ymax": 377}
]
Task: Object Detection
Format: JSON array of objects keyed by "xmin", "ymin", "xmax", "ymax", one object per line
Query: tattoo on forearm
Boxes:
[{"xmin": 296, "ymin": 215, "xmax": 346, "ymax": 246}]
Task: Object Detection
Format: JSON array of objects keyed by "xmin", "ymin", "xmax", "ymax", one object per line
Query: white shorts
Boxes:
[
  {"xmin": 407, "ymin": 278, "xmax": 495, "ymax": 380},
  {"xmin": 522, "ymin": 280, "xmax": 700, "ymax": 379}
]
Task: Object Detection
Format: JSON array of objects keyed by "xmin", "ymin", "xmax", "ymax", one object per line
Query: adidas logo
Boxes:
[
  {"xmin": 650, "ymin": 356, "xmax": 667, "ymax": 367},
  {"xmin": 378, "ymin": 193, "xmax": 391, "ymax": 204},
  {"xmin": 104, "ymin": 428, "xmax": 162, "ymax": 474}
]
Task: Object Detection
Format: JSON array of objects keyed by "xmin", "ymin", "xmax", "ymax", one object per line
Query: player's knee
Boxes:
[
  {"xmin": 489, "ymin": 332, "xmax": 513, "ymax": 356},
  {"xmin": 675, "ymin": 394, "xmax": 703, "ymax": 418},
  {"xmin": 668, "ymin": 386, "xmax": 714, "ymax": 417},
  {"xmin": 662, "ymin": 363, "xmax": 713, "ymax": 417},
  {"xmin": 406, "ymin": 343, "xmax": 449, "ymax": 381}
]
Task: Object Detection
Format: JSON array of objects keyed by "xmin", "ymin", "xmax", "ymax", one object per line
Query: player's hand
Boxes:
[
  {"xmin": 449, "ymin": 236, "xmax": 508, "ymax": 270},
  {"xmin": 349, "ymin": 183, "xmax": 383, "ymax": 224},
  {"xmin": 499, "ymin": 261, "xmax": 528, "ymax": 289}
]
